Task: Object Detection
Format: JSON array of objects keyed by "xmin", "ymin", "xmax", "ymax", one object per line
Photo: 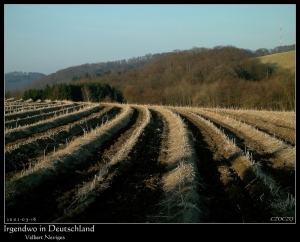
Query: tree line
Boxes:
[
  {"xmin": 254, "ymin": 44, "xmax": 295, "ymax": 56},
  {"xmin": 22, "ymin": 83, "xmax": 124, "ymax": 103}
]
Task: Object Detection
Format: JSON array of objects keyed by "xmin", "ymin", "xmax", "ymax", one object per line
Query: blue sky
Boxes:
[{"xmin": 4, "ymin": 4, "xmax": 296, "ymax": 75}]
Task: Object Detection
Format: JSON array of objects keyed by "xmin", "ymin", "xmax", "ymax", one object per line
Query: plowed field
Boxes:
[{"xmin": 5, "ymin": 101, "xmax": 295, "ymax": 223}]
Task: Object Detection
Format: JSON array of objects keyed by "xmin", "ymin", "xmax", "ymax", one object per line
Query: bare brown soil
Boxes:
[
  {"xmin": 5, "ymin": 103, "xmax": 295, "ymax": 223},
  {"xmin": 5, "ymin": 105, "xmax": 120, "ymax": 181},
  {"xmin": 204, "ymin": 108, "xmax": 295, "ymax": 145},
  {"xmin": 5, "ymin": 103, "xmax": 78, "ymax": 123},
  {"xmin": 5, "ymin": 104, "xmax": 83, "ymax": 128},
  {"xmin": 185, "ymin": 109, "xmax": 295, "ymax": 197},
  {"xmin": 5, "ymin": 104, "xmax": 104, "ymax": 143},
  {"xmin": 179, "ymin": 113, "xmax": 264, "ymax": 222},
  {"xmin": 54, "ymin": 108, "xmax": 167, "ymax": 223}
]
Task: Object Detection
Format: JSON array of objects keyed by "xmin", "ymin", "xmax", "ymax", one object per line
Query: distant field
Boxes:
[{"xmin": 257, "ymin": 50, "xmax": 295, "ymax": 72}]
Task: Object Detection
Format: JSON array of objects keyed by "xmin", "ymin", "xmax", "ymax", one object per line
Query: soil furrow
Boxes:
[
  {"xmin": 172, "ymin": 109, "xmax": 294, "ymax": 220},
  {"xmin": 150, "ymin": 106, "xmax": 202, "ymax": 223},
  {"xmin": 4, "ymin": 102, "xmax": 295, "ymax": 224},
  {"xmin": 175, "ymin": 111, "xmax": 267, "ymax": 222},
  {"xmin": 54, "ymin": 109, "xmax": 166, "ymax": 223},
  {"xmin": 187, "ymin": 111, "xmax": 295, "ymax": 196},
  {"xmin": 5, "ymin": 104, "xmax": 84, "ymax": 129},
  {"xmin": 188, "ymin": 108, "xmax": 295, "ymax": 169},
  {"xmin": 5, "ymin": 104, "xmax": 103, "ymax": 143},
  {"xmin": 204, "ymin": 109, "xmax": 295, "ymax": 145},
  {"xmin": 203, "ymin": 108, "xmax": 295, "ymax": 130},
  {"xmin": 5, "ymin": 103, "xmax": 56, "ymax": 114},
  {"xmin": 5, "ymin": 102, "xmax": 75, "ymax": 121},
  {"xmin": 204, "ymin": 116, "xmax": 295, "ymax": 196},
  {"xmin": 5, "ymin": 105, "xmax": 135, "ymax": 222},
  {"xmin": 5, "ymin": 105, "xmax": 119, "ymax": 181},
  {"xmin": 50, "ymin": 107, "xmax": 143, "ymax": 221}
]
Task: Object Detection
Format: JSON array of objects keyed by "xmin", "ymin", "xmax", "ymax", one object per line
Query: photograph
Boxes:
[{"xmin": 4, "ymin": 3, "xmax": 295, "ymax": 238}]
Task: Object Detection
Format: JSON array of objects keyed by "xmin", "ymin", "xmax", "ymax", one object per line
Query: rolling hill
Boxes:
[
  {"xmin": 257, "ymin": 50, "xmax": 295, "ymax": 72},
  {"xmin": 5, "ymin": 72, "xmax": 46, "ymax": 92},
  {"xmin": 5, "ymin": 45, "xmax": 295, "ymax": 110}
]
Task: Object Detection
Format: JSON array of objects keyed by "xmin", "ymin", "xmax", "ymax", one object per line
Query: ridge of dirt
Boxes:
[
  {"xmin": 5, "ymin": 106, "xmax": 136, "ymax": 222},
  {"xmin": 189, "ymin": 111, "xmax": 295, "ymax": 196},
  {"xmin": 204, "ymin": 109, "xmax": 295, "ymax": 145},
  {"xmin": 5, "ymin": 104, "xmax": 104, "ymax": 143},
  {"xmin": 5, "ymin": 106, "xmax": 120, "ymax": 181},
  {"xmin": 5, "ymin": 103, "xmax": 295, "ymax": 224},
  {"xmin": 5, "ymin": 104, "xmax": 84, "ymax": 128},
  {"xmin": 53, "ymin": 109, "xmax": 166, "ymax": 223},
  {"xmin": 172, "ymin": 109, "xmax": 294, "ymax": 221},
  {"xmin": 5, "ymin": 103, "xmax": 75, "ymax": 120},
  {"xmin": 176, "ymin": 111, "xmax": 269, "ymax": 222}
]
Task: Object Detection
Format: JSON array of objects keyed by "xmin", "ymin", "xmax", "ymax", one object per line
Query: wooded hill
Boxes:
[
  {"xmin": 6, "ymin": 46, "xmax": 295, "ymax": 111},
  {"xmin": 21, "ymin": 52, "xmax": 172, "ymax": 91},
  {"xmin": 4, "ymin": 72, "xmax": 46, "ymax": 92}
]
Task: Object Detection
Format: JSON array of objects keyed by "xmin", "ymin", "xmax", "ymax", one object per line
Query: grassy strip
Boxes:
[
  {"xmin": 5, "ymin": 102, "xmax": 74, "ymax": 120},
  {"xmin": 189, "ymin": 107, "xmax": 295, "ymax": 170},
  {"xmin": 175, "ymin": 109, "xmax": 295, "ymax": 218},
  {"xmin": 5, "ymin": 105, "xmax": 114, "ymax": 153},
  {"xmin": 5, "ymin": 104, "xmax": 84, "ymax": 129},
  {"xmin": 150, "ymin": 105, "xmax": 202, "ymax": 223},
  {"xmin": 5, "ymin": 106, "xmax": 117, "ymax": 181},
  {"xmin": 59, "ymin": 106, "xmax": 151, "ymax": 216},
  {"xmin": 203, "ymin": 108, "xmax": 295, "ymax": 145},
  {"xmin": 204, "ymin": 107, "xmax": 295, "ymax": 130},
  {"xmin": 5, "ymin": 104, "xmax": 103, "ymax": 143}
]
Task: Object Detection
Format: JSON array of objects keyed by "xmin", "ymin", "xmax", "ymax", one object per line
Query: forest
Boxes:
[
  {"xmin": 7, "ymin": 45, "xmax": 295, "ymax": 111},
  {"xmin": 22, "ymin": 83, "xmax": 124, "ymax": 103}
]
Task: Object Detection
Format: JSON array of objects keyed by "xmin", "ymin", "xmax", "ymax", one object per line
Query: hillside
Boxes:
[
  {"xmin": 5, "ymin": 46, "xmax": 294, "ymax": 93},
  {"xmin": 22, "ymin": 52, "xmax": 172, "ymax": 91},
  {"xmin": 5, "ymin": 72, "xmax": 46, "ymax": 92},
  {"xmin": 6, "ymin": 46, "xmax": 295, "ymax": 111},
  {"xmin": 257, "ymin": 50, "xmax": 295, "ymax": 72}
]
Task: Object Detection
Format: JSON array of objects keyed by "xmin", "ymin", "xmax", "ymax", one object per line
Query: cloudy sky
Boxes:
[{"xmin": 4, "ymin": 4, "xmax": 296, "ymax": 75}]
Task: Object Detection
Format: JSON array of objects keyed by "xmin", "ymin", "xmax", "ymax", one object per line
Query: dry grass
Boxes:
[
  {"xmin": 5, "ymin": 105, "xmax": 113, "ymax": 153},
  {"xmin": 5, "ymin": 105, "xmax": 133, "ymax": 188},
  {"xmin": 188, "ymin": 107, "xmax": 295, "ymax": 170},
  {"xmin": 5, "ymin": 101, "xmax": 295, "ymax": 221},
  {"xmin": 202, "ymin": 108, "xmax": 295, "ymax": 145},
  {"xmin": 257, "ymin": 50, "xmax": 295, "ymax": 72},
  {"xmin": 73, "ymin": 106, "xmax": 151, "ymax": 203},
  {"xmin": 5, "ymin": 104, "xmax": 103, "ymax": 143},
  {"xmin": 5, "ymin": 104, "xmax": 85, "ymax": 131},
  {"xmin": 6, "ymin": 103, "xmax": 78, "ymax": 120},
  {"xmin": 150, "ymin": 105, "xmax": 202, "ymax": 223},
  {"xmin": 172, "ymin": 108, "xmax": 294, "ymax": 217},
  {"xmin": 205, "ymin": 107, "xmax": 295, "ymax": 130},
  {"xmin": 172, "ymin": 108, "xmax": 250, "ymax": 177}
]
